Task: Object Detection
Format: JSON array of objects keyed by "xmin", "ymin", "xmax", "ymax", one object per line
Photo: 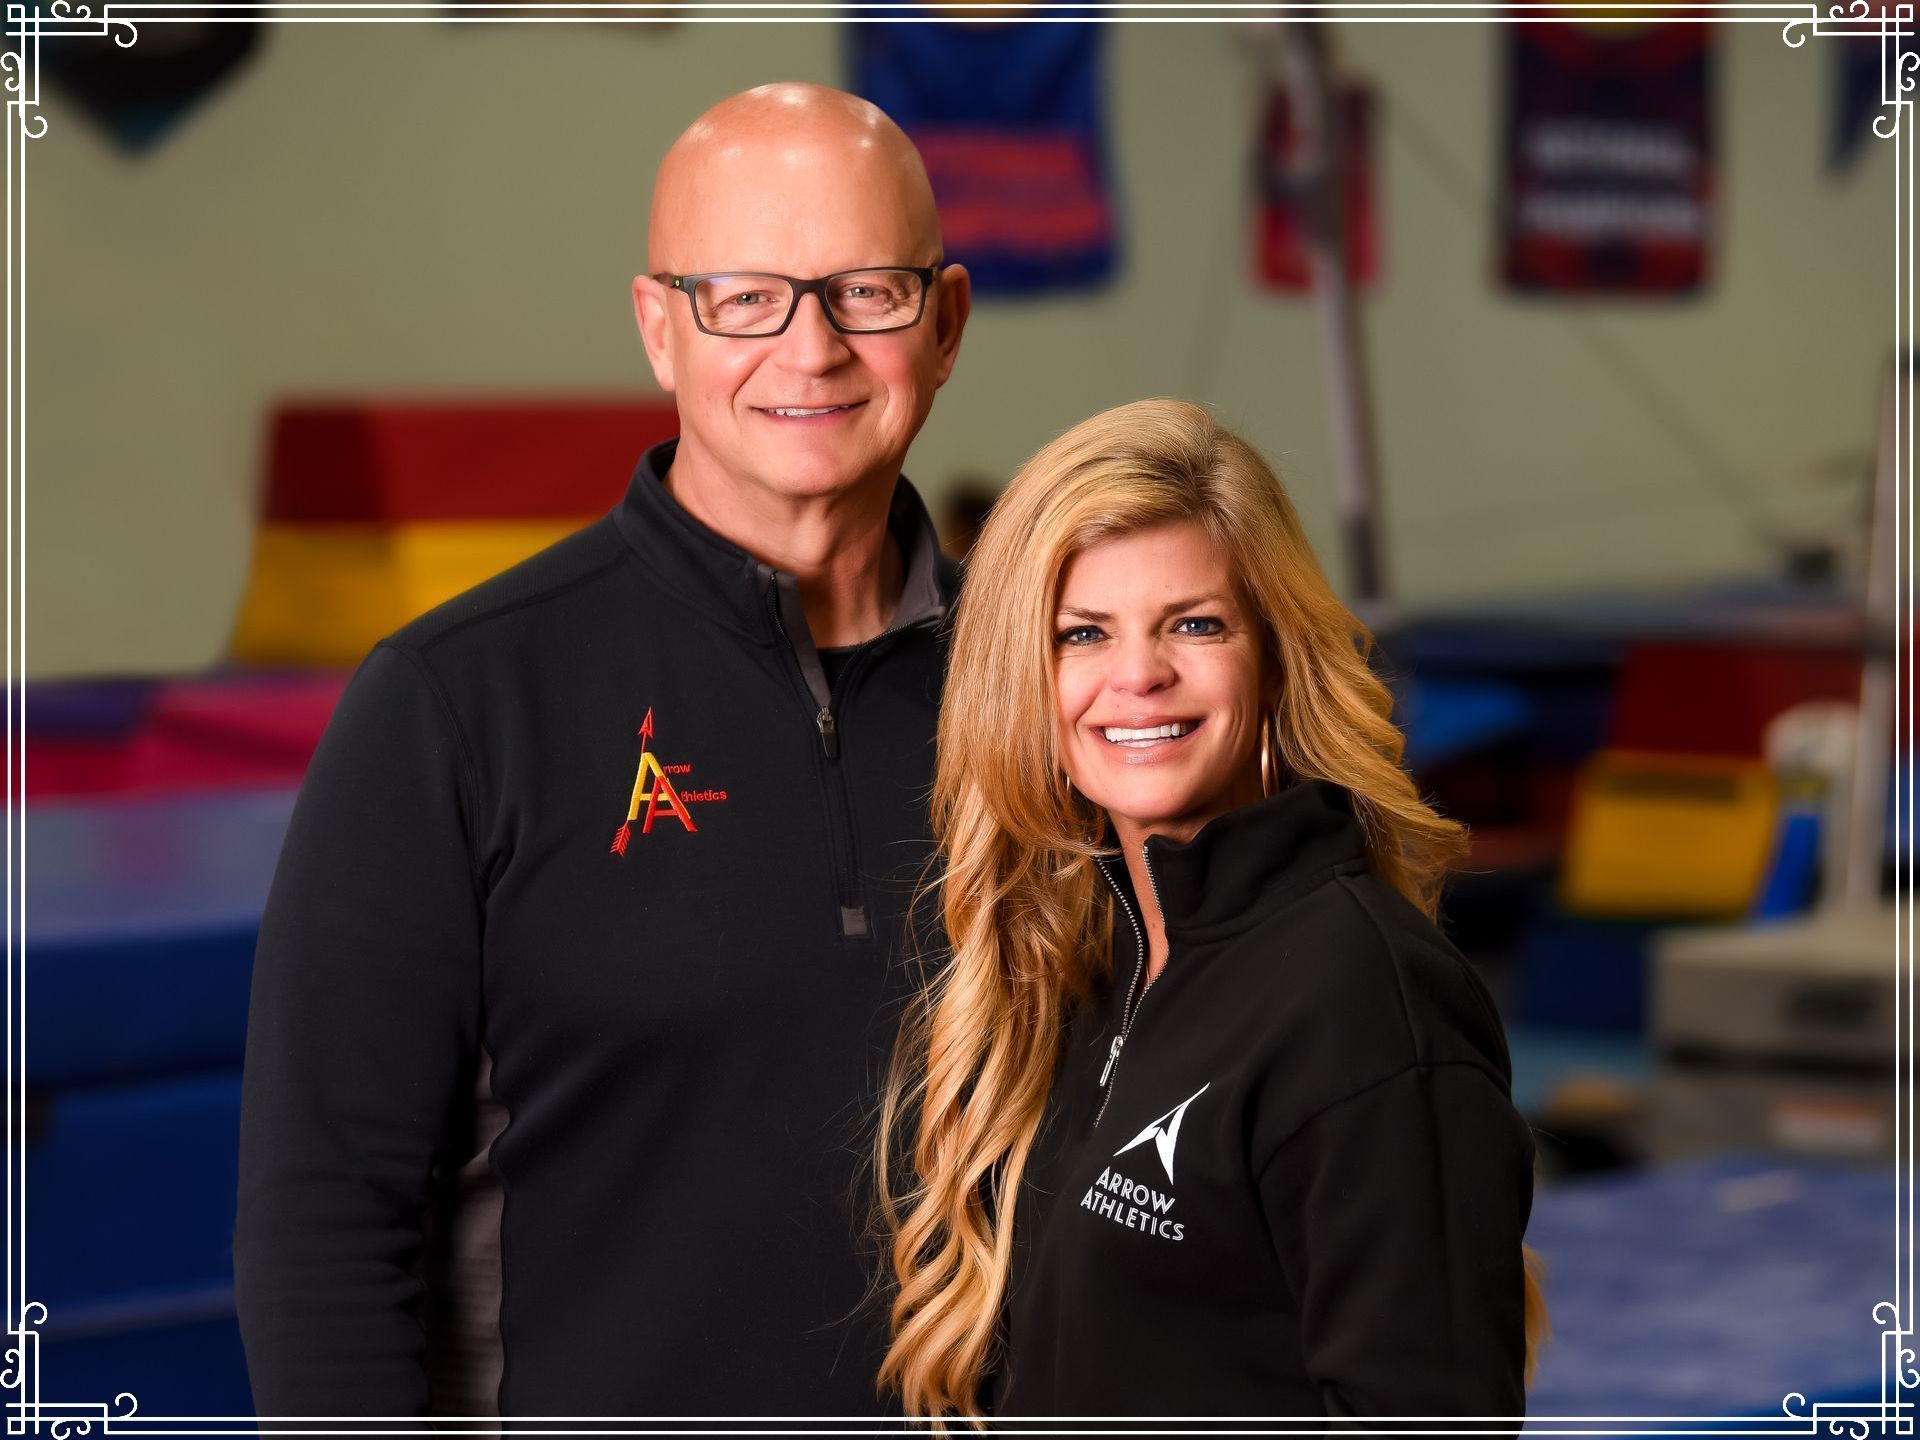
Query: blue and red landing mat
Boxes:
[
  {"xmin": 25, "ymin": 671, "xmax": 344, "ymax": 803},
  {"xmin": 23, "ymin": 672, "xmax": 333, "ymax": 1413}
]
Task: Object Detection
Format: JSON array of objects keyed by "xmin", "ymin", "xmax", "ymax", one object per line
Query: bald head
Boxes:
[
  {"xmin": 647, "ymin": 83, "xmax": 942, "ymax": 274},
  {"xmin": 630, "ymin": 82, "xmax": 970, "ymax": 528}
]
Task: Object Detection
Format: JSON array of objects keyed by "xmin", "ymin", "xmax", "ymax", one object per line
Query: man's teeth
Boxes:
[
  {"xmin": 769, "ymin": 405, "xmax": 846, "ymax": 417},
  {"xmin": 1102, "ymin": 722, "xmax": 1195, "ymax": 744}
]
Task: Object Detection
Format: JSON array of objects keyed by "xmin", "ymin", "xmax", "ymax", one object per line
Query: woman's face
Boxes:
[{"xmin": 1053, "ymin": 521, "xmax": 1269, "ymax": 845}]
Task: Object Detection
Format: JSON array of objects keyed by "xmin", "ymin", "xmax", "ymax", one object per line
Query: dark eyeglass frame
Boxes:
[{"xmin": 654, "ymin": 266, "xmax": 942, "ymax": 338}]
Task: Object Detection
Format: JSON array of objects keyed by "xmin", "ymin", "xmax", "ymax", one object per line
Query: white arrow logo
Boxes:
[{"xmin": 1114, "ymin": 1082, "xmax": 1211, "ymax": 1185}]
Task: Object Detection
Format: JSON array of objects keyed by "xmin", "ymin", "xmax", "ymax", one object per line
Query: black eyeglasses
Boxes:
[{"xmin": 655, "ymin": 266, "xmax": 940, "ymax": 338}]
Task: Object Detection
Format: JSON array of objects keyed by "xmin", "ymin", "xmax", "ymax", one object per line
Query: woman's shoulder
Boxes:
[{"xmin": 1229, "ymin": 868, "xmax": 1514, "ymax": 1138}]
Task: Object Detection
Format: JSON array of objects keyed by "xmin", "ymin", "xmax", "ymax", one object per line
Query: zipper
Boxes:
[
  {"xmin": 766, "ymin": 584, "xmax": 866, "ymax": 935},
  {"xmin": 1092, "ymin": 841, "xmax": 1164, "ymax": 1129},
  {"xmin": 767, "ymin": 586, "xmax": 923, "ymax": 936}
]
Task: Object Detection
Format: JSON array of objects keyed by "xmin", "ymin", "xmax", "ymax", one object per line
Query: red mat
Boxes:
[
  {"xmin": 27, "ymin": 673, "xmax": 347, "ymax": 801},
  {"xmin": 1608, "ymin": 642, "xmax": 1864, "ymax": 758}
]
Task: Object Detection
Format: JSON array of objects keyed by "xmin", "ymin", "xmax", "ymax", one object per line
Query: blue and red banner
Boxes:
[
  {"xmin": 851, "ymin": 22, "xmax": 1117, "ymax": 295},
  {"xmin": 1256, "ymin": 82, "xmax": 1381, "ymax": 293},
  {"xmin": 1499, "ymin": 22, "xmax": 1716, "ymax": 296}
]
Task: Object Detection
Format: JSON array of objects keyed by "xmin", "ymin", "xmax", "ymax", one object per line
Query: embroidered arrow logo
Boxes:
[{"xmin": 610, "ymin": 706, "xmax": 697, "ymax": 854}]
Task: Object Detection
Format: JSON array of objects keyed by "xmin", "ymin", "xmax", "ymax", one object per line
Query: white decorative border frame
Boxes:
[{"xmin": 0, "ymin": 1, "xmax": 1910, "ymax": 1433}]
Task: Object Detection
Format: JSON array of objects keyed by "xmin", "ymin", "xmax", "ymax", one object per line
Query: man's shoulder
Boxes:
[{"xmin": 383, "ymin": 515, "xmax": 631, "ymax": 662}]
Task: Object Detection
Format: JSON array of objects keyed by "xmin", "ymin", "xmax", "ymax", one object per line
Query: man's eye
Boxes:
[
  {"xmin": 1055, "ymin": 625, "xmax": 1104, "ymax": 646},
  {"xmin": 1175, "ymin": 616, "xmax": 1225, "ymax": 636},
  {"xmin": 725, "ymin": 291, "xmax": 773, "ymax": 308}
]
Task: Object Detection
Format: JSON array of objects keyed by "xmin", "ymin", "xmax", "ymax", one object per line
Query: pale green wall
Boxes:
[{"xmin": 31, "ymin": 18, "xmax": 1891, "ymax": 678}]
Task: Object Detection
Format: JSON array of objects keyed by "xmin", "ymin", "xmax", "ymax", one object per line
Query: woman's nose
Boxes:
[{"xmin": 1107, "ymin": 635, "xmax": 1176, "ymax": 695}]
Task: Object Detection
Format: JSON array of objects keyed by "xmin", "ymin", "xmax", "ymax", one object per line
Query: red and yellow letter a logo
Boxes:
[{"xmin": 610, "ymin": 708, "xmax": 697, "ymax": 855}]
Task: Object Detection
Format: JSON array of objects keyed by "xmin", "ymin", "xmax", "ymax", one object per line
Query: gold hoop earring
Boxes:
[{"xmin": 1259, "ymin": 714, "xmax": 1277, "ymax": 798}]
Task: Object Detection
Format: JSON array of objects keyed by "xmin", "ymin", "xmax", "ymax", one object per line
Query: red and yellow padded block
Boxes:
[
  {"xmin": 232, "ymin": 398, "xmax": 678, "ymax": 667},
  {"xmin": 1560, "ymin": 750, "xmax": 1779, "ymax": 918}
]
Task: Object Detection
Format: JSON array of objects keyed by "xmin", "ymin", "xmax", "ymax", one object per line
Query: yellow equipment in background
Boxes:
[{"xmin": 1560, "ymin": 750, "xmax": 1778, "ymax": 917}]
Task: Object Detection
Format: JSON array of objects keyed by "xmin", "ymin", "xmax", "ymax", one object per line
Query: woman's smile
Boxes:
[{"xmin": 1091, "ymin": 717, "xmax": 1203, "ymax": 753}]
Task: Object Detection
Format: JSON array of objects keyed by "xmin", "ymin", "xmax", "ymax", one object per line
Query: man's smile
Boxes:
[{"xmin": 753, "ymin": 401, "xmax": 867, "ymax": 421}]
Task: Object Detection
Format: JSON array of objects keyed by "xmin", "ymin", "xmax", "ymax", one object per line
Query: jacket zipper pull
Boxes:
[
  {"xmin": 1098, "ymin": 1034, "xmax": 1123, "ymax": 1088},
  {"xmin": 816, "ymin": 707, "xmax": 838, "ymax": 759}
]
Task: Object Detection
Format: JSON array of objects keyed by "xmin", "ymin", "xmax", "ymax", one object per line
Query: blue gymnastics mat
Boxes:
[
  {"xmin": 1523, "ymin": 1151, "xmax": 1887, "ymax": 1418},
  {"xmin": 26, "ymin": 788, "xmax": 294, "ymax": 1087},
  {"xmin": 28, "ymin": 1070, "xmax": 252, "ymax": 1413}
]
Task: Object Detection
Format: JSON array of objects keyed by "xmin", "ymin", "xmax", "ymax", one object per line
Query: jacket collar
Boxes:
[
  {"xmin": 1134, "ymin": 780, "xmax": 1372, "ymax": 942},
  {"xmin": 611, "ymin": 438, "xmax": 952, "ymax": 646}
]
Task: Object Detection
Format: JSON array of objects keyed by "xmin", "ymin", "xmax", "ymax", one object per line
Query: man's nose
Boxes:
[
  {"xmin": 772, "ymin": 289, "xmax": 852, "ymax": 369},
  {"xmin": 1108, "ymin": 635, "xmax": 1176, "ymax": 695}
]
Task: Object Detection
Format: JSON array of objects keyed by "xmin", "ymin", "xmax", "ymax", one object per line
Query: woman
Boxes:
[{"xmin": 878, "ymin": 399, "xmax": 1546, "ymax": 1417}]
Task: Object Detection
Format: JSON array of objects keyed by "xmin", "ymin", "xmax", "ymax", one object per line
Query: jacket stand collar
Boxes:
[
  {"xmin": 611, "ymin": 438, "xmax": 952, "ymax": 655},
  {"xmin": 1140, "ymin": 780, "xmax": 1372, "ymax": 940}
]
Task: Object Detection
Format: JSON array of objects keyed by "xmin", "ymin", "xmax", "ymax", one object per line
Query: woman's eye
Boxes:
[
  {"xmin": 1054, "ymin": 625, "xmax": 1104, "ymax": 646},
  {"xmin": 1175, "ymin": 616, "xmax": 1225, "ymax": 637}
]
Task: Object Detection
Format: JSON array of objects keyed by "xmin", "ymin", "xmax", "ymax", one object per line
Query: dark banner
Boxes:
[
  {"xmin": 1255, "ymin": 81, "xmax": 1380, "ymax": 293},
  {"xmin": 48, "ymin": 22, "xmax": 260, "ymax": 154},
  {"xmin": 1830, "ymin": 26, "xmax": 1913, "ymax": 173},
  {"xmin": 1500, "ymin": 22, "xmax": 1715, "ymax": 296},
  {"xmin": 851, "ymin": 21, "xmax": 1116, "ymax": 296}
]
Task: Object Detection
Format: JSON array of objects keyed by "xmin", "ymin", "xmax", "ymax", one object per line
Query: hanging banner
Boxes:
[
  {"xmin": 850, "ymin": 22, "xmax": 1117, "ymax": 296},
  {"xmin": 1829, "ymin": 30, "xmax": 1906, "ymax": 174},
  {"xmin": 1255, "ymin": 81, "xmax": 1381, "ymax": 293},
  {"xmin": 47, "ymin": 22, "xmax": 261, "ymax": 154},
  {"xmin": 1499, "ymin": 22, "xmax": 1715, "ymax": 295}
]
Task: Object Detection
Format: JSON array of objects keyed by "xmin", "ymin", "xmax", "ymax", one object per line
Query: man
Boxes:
[{"xmin": 235, "ymin": 83, "xmax": 970, "ymax": 1415}]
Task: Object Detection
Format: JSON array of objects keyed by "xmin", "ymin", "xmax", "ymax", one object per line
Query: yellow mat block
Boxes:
[
  {"xmin": 1560, "ymin": 750, "xmax": 1779, "ymax": 919},
  {"xmin": 232, "ymin": 520, "xmax": 583, "ymax": 667}
]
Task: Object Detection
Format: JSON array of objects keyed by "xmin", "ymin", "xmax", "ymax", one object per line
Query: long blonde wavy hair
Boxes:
[{"xmin": 877, "ymin": 398, "xmax": 1548, "ymax": 1417}]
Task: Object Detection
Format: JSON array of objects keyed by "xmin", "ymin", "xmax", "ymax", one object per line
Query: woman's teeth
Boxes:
[
  {"xmin": 769, "ymin": 405, "xmax": 848, "ymax": 417},
  {"xmin": 1101, "ymin": 722, "xmax": 1195, "ymax": 746}
]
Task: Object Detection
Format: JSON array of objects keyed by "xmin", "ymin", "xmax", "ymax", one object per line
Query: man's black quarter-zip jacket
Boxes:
[
  {"xmin": 1000, "ymin": 781, "xmax": 1536, "ymax": 1418},
  {"xmin": 236, "ymin": 440, "xmax": 956, "ymax": 1416}
]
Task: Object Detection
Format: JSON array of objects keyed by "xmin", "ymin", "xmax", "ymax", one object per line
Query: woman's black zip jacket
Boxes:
[
  {"xmin": 999, "ymin": 780, "xmax": 1536, "ymax": 1417},
  {"xmin": 235, "ymin": 440, "xmax": 957, "ymax": 1415}
]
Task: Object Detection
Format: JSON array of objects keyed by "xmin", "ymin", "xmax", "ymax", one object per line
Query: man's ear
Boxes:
[
  {"xmin": 929, "ymin": 262, "xmax": 971, "ymax": 388},
  {"xmin": 632, "ymin": 274, "xmax": 677, "ymax": 393}
]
